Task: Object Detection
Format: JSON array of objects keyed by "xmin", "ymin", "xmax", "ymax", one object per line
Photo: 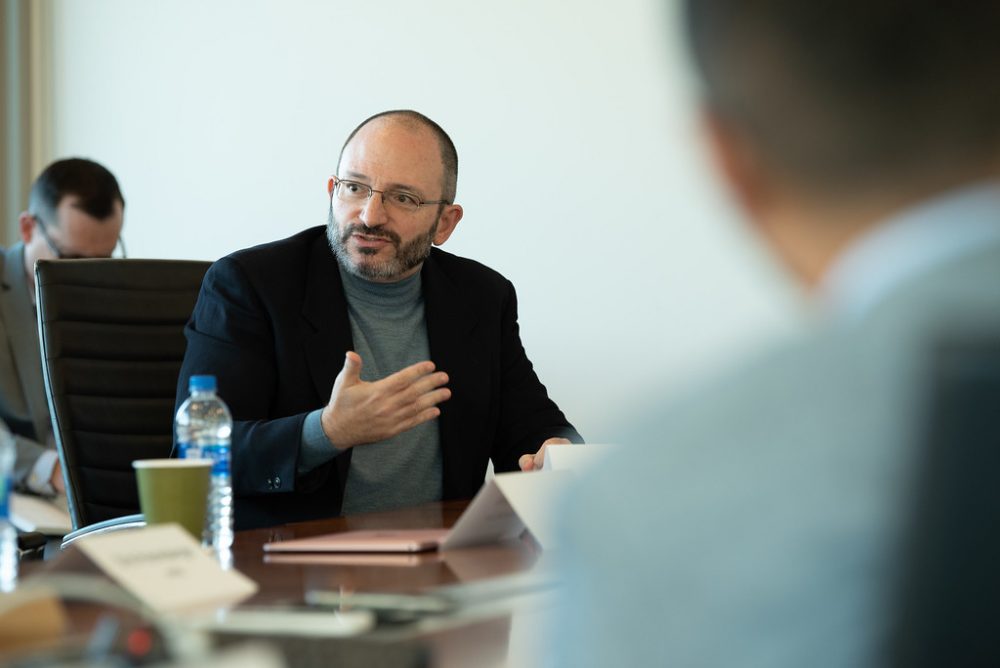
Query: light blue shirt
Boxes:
[{"xmin": 821, "ymin": 182, "xmax": 1000, "ymax": 320}]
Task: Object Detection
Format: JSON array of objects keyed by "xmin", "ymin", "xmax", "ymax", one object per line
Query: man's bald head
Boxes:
[{"xmin": 337, "ymin": 110, "xmax": 458, "ymax": 203}]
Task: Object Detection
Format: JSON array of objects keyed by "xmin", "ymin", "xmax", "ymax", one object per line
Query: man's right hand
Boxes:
[{"xmin": 320, "ymin": 351, "xmax": 451, "ymax": 449}]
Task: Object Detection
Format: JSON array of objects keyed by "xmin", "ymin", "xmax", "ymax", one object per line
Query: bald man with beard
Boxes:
[{"xmin": 177, "ymin": 110, "xmax": 581, "ymax": 530}]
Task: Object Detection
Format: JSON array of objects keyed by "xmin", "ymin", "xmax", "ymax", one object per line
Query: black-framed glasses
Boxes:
[
  {"xmin": 32, "ymin": 214, "xmax": 127, "ymax": 259},
  {"xmin": 331, "ymin": 177, "xmax": 450, "ymax": 213}
]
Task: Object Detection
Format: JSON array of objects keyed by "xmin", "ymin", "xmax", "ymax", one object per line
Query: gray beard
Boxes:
[{"xmin": 327, "ymin": 206, "xmax": 436, "ymax": 281}]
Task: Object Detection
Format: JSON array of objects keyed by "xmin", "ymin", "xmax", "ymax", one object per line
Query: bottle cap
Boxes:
[{"xmin": 188, "ymin": 375, "xmax": 217, "ymax": 392}]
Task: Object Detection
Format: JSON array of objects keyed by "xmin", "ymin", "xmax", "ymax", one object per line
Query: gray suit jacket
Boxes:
[
  {"xmin": 0, "ymin": 242, "xmax": 53, "ymax": 487},
  {"xmin": 554, "ymin": 193, "xmax": 1000, "ymax": 667}
]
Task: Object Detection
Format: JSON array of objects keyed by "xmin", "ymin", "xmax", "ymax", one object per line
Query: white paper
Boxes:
[
  {"xmin": 441, "ymin": 475, "xmax": 525, "ymax": 550},
  {"xmin": 187, "ymin": 608, "xmax": 375, "ymax": 637},
  {"xmin": 9, "ymin": 492, "xmax": 72, "ymax": 535},
  {"xmin": 542, "ymin": 443, "xmax": 616, "ymax": 473},
  {"xmin": 76, "ymin": 523, "xmax": 257, "ymax": 613},
  {"xmin": 442, "ymin": 471, "xmax": 571, "ymax": 551}
]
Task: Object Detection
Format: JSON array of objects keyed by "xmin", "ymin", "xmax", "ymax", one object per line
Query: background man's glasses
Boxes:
[
  {"xmin": 32, "ymin": 215, "xmax": 127, "ymax": 259},
  {"xmin": 331, "ymin": 177, "xmax": 450, "ymax": 213}
]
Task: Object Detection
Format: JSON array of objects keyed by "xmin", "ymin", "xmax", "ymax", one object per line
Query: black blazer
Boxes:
[{"xmin": 177, "ymin": 226, "xmax": 580, "ymax": 529}]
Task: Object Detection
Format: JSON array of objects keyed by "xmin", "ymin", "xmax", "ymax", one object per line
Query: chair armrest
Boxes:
[{"xmin": 60, "ymin": 514, "xmax": 146, "ymax": 550}]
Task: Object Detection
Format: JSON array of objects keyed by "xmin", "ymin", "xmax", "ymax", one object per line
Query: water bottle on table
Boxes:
[{"xmin": 175, "ymin": 375, "xmax": 234, "ymax": 551}]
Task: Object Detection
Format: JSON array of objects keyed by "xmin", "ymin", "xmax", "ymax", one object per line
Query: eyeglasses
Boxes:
[
  {"xmin": 331, "ymin": 177, "xmax": 450, "ymax": 213},
  {"xmin": 32, "ymin": 214, "xmax": 127, "ymax": 259}
]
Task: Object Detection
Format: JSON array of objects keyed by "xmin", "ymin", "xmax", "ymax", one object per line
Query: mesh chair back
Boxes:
[{"xmin": 35, "ymin": 259, "xmax": 210, "ymax": 530}]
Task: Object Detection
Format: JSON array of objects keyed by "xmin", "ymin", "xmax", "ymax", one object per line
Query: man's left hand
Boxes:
[{"xmin": 518, "ymin": 437, "xmax": 572, "ymax": 471}]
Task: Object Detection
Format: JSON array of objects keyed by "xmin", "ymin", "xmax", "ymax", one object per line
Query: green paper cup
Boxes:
[{"xmin": 133, "ymin": 458, "xmax": 212, "ymax": 540}]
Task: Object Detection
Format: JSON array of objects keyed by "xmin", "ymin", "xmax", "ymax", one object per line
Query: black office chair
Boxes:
[
  {"xmin": 34, "ymin": 258, "xmax": 210, "ymax": 548},
  {"xmin": 886, "ymin": 333, "xmax": 1000, "ymax": 666}
]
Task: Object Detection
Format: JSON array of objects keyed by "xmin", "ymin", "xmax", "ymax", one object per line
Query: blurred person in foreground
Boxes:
[
  {"xmin": 554, "ymin": 1, "xmax": 1000, "ymax": 666},
  {"xmin": 0, "ymin": 158, "xmax": 125, "ymax": 498}
]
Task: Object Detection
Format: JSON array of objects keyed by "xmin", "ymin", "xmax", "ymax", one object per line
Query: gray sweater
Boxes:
[{"xmin": 297, "ymin": 266, "xmax": 443, "ymax": 514}]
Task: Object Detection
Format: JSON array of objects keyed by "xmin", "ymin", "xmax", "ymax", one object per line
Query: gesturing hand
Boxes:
[{"xmin": 320, "ymin": 351, "xmax": 451, "ymax": 449}]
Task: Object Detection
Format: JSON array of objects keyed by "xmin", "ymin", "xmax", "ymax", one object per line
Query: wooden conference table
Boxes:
[{"xmin": 21, "ymin": 500, "xmax": 552, "ymax": 667}]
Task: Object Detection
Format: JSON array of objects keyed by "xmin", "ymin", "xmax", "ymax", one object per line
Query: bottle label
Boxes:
[
  {"xmin": 0, "ymin": 473, "xmax": 10, "ymax": 520},
  {"xmin": 178, "ymin": 442, "xmax": 202, "ymax": 460},
  {"xmin": 201, "ymin": 443, "xmax": 231, "ymax": 477}
]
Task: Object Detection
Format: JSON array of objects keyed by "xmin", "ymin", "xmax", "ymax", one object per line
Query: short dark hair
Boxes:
[
  {"xmin": 28, "ymin": 158, "xmax": 124, "ymax": 226},
  {"xmin": 337, "ymin": 110, "xmax": 459, "ymax": 203},
  {"xmin": 684, "ymin": 1, "xmax": 1000, "ymax": 197}
]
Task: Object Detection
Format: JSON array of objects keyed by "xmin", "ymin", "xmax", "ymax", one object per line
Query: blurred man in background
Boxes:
[
  {"xmin": 555, "ymin": 2, "xmax": 1000, "ymax": 666},
  {"xmin": 1, "ymin": 158, "xmax": 124, "ymax": 497}
]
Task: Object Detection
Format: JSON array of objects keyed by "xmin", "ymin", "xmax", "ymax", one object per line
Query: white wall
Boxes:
[{"xmin": 48, "ymin": 0, "xmax": 804, "ymax": 440}]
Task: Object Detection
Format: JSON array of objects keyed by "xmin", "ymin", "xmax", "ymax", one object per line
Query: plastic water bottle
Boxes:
[
  {"xmin": 0, "ymin": 428, "xmax": 18, "ymax": 592},
  {"xmin": 175, "ymin": 375, "xmax": 234, "ymax": 551}
]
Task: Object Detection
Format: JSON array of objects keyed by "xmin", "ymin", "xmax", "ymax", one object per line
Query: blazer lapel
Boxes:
[
  {"xmin": 300, "ymin": 235, "xmax": 353, "ymax": 403},
  {"xmin": 0, "ymin": 243, "xmax": 51, "ymax": 443},
  {"xmin": 421, "ymin": 251, "xmax": 484, "ymax": 486}
]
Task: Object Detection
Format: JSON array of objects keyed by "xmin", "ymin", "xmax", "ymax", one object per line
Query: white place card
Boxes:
[
  {"xmin": 490, "ymin": 470, "xmax": 573, "ymax": 550},
  {"xmin": 76, "ymin": 523, "xmax": 257, "ymax": 613},
  {"xmin": 441, "ymin": 470, "xmax": 572, "ymax": 551}
]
